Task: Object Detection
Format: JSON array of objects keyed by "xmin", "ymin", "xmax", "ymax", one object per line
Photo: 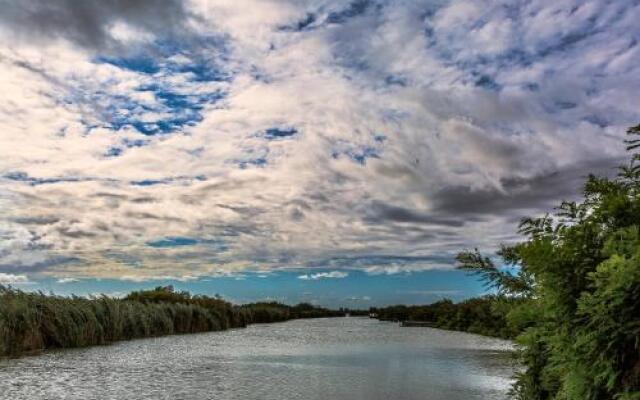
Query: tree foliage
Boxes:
[{"xmin": 458, "ymin": 124, "xmax": 640, "ymax": 399}]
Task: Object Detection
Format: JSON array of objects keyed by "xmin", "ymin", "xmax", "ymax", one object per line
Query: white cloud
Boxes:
[
  {"xmin": 363, "ymin": 263, "xmax": 451, "ymax": 275},
  {"xmin": 0, "ymin": 273, "xmax": 29, "ymax": 284},
  {"xmin": 346, "ymin": 295, "xmax": 371, "ymax": 302},
  {"xmin": 298, "ymin": 271, "xmax": 349, "ymax": 280},
  {"xmin": 118, "ymin": 274, "xmax": 199, "ymax": 283},
  {"xmin": 56, "ymin": 277, "xmax": 79, "ymax": 284}
]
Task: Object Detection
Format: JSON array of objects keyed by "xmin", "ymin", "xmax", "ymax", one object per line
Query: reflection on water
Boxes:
[{"xmin": 0, "ymin": 317, "xmax": 517, "ymax": 400}]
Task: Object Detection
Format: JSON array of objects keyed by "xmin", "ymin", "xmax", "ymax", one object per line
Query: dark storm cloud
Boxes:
[
  {"xmin": 431, "ymin": 157, "xmax": 622, "ymax": 218},
  {"xmin": 11, "ymin": 216, "xmax": 60, "ymax": 225},
  {"xmin": 365, "ymin": 200, "xmax": 466, "ymax": 227},
  {"xmin": 0, "ymin": 0, "xmax": 192, "ymax": 50},
  {"xmin": 0, "ymin": 256, "xmax": 81, "ymax": 274},
  {"xmin": 351, "ymin": 157, "xmax": 622, "ymax": 252}
]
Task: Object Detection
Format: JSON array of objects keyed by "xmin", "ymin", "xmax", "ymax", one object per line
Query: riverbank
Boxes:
[{"xmin": 0, "ymin": 286, "xmax": 345, "ymax": 358}]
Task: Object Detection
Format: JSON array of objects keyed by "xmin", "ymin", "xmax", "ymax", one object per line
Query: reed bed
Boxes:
[{"xmin": 0, "ymin": 286, "xmax": 342, "ymax": 358}]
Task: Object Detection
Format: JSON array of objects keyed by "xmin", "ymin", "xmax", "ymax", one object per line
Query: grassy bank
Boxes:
[{"xmin": 0, "ymin": 285, "xmax": 343, "ymax": 358}]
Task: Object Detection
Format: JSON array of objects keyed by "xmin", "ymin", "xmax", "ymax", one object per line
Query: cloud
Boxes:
[
  {"xmin": 365, "ymin": 200, "xmax": 466, "ymax": 227},
  {"xmin": 303, "ymin": 255, "xmax": 454, "ymax": 275},
  {"xmin": 0, "ymin": 0, "xmax": 192, "ymax": 51},
  {"xmin": 345, "ymin": 295, "xmax": 372, "ymax": 302},
  {"xmin": 362, "ymin": 262, "xmax": 452, "ymax": 275},
  {"xmin": 0, "ymin": 273, "xmax": 29, "ymax": 284},
  {"xmin": 0, "ymin": 0, "xmax": 637, "ymax": 281},
  {"xmin": 56, "ymin": 277, "xmax": 80, "ymax": 284},
  {"xmin": 118, "ymin": 274, "xmax": 200, "ymax": 283},
  {"xmin": 298, "ymin": 271, "xmax": 349, "ymax": 280}
]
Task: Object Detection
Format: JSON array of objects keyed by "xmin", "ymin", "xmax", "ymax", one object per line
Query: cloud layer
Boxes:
[
  {"xmin": 0, "ymin": 0, "xmax": 638, "ymax": 281},
  {"xmin": 298, "ymin": 271, "xmax": 349, "ymax": 280},
  {"xmin": 0, "ymin": 0, "xmax": 192, "ymax": 51}
]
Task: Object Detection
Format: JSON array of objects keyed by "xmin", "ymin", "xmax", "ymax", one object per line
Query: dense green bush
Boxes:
[
  {"xmin": 375, "ymin": 125, "xmax": 640, "ymax": 398},
  {"xmin": 457, "ymin": 124, "xmax": 640, "ymax": 399}
]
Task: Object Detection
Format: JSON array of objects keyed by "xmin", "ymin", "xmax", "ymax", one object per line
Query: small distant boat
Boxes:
[{"xmin": 400, "ymin": 321, "xmax": 435, "ymax": 327}]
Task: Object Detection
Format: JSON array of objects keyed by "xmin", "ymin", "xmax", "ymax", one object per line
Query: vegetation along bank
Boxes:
[
  {"xmin": 374, "ymin": 124, "xmax": 640, "ymax": 399},
  {"xmin": 0, "ymin": 285, "xmax": 344, "ymax": 358}
]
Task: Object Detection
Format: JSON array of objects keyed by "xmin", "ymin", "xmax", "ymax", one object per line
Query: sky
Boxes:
[{"xmin": 0, "ymin": 0, "xmax": 638, "ymax": 307}]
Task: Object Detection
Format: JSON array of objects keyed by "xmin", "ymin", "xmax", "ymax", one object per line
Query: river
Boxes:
[{"xmin": 0, "ymin": 317, "xmax": 517, "ymax": 400}]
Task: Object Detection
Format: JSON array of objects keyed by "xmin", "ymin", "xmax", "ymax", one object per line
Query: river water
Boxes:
[{"xmin": 0, "ymin": 317, "xmax": 517, "ymax": 400}]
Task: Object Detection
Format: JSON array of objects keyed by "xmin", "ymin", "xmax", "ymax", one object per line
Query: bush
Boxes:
[{"xmin": 458, "ymin": 124, "xmax": 640, "ymax": 399}]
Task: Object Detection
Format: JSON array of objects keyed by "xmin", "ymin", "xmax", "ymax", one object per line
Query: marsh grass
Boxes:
[{"xmin": 0, "ymin": 286, "xmax": 342, "ymax": 358}]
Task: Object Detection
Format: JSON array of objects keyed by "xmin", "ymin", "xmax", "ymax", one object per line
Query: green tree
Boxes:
[{"xmin": 458, "ymin": 124, "xmax": 640, "ymax": 399}]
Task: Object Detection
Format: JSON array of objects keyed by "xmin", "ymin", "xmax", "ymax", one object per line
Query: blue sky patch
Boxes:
[
  {"xmin": 95, "ymin": 37, "xmax": 231, "ymax": 81},
  {"xmin": 262, "ymin": 127, "xmax": 298, "ymax": 140},
  {"xmin": 130, "ymin": 178, "xmax": 171, "ymax": 186},
  {"xmin": 123, "ymin": 138, "xmax": 151, "ymax": 148},
  {"xmin": 147, "ymin": 237, "xmax": 200, "ymax": 247},
  {"xmin": 235, "ymin": 157, "xmax": 268, "ymax": 169},
  {"xmin": 331, "ymin": 137, "xmax": 383, "ymax": 166},
  {"xmin": 474, "ymin": 75, "xmax": 502, "ymax": 91},
  {"xmin": 327, "ymin": 0, "xmax": 374, "ymax": 24},
  {"xmin": 104, "ymin": 147, "xmax": 123, "ymax": 157},
  {"xmin": 373, "ymin": 134, "xmax": 387, "ymax": 143},
  {"xmin": 89, "ymin": 38, "xmax": 230, "ymax": 137},
  {"xmin": 96, "ymin": 55, "xmax": 160, "ymax": 74},
  {"xmin": 230, "ymin": 146, "xmax": 270, "ymax": 169},
  {"xmin": 98, "ymin": 85, "xmax": 225, "ymax": 136},
  {"xmin": 278, "ymin": 13, "xmax": 317, "ymax": 32},
  {"xmin": 129, "ymin": 175, "xmax": 206, "ymax": 186},
  {"xmin": 3, "ymin": 171, "xmax": 92, "ymax": 186},
  {"xmin": 147, "ymin": 237, "xmax": 228, "ymax": 251},
  {"xmin": 583, "ymin": 114, "xmax": 609, "ymax": 128},
  {"xmin": 168, "ymin": 60, "xmax": 230, "ymax": 82},
  {"xmin": 384, "ymin": 74, "xmax": 407, "ymax": 87},
  {"xmin": 343, "ymin": 146, "xmax": 379, "ymax": 165},
  {"xmin": 278, "ymin": 0, "xmax": 377, "ymax": 32}
]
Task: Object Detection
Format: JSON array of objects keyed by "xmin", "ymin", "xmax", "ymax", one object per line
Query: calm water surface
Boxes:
[{"xmin": 0, "ymin": 317, "xmax": 516, "ymax": 400}]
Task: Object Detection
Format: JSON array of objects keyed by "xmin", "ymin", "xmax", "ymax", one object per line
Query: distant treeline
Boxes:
[
  {"xmin": 0, "ymin": 285, "xmax": 344, "ymax": 358},
  {"xmin": 370, "ymin": 295, "xmax": 523, "ymax": 339}
]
